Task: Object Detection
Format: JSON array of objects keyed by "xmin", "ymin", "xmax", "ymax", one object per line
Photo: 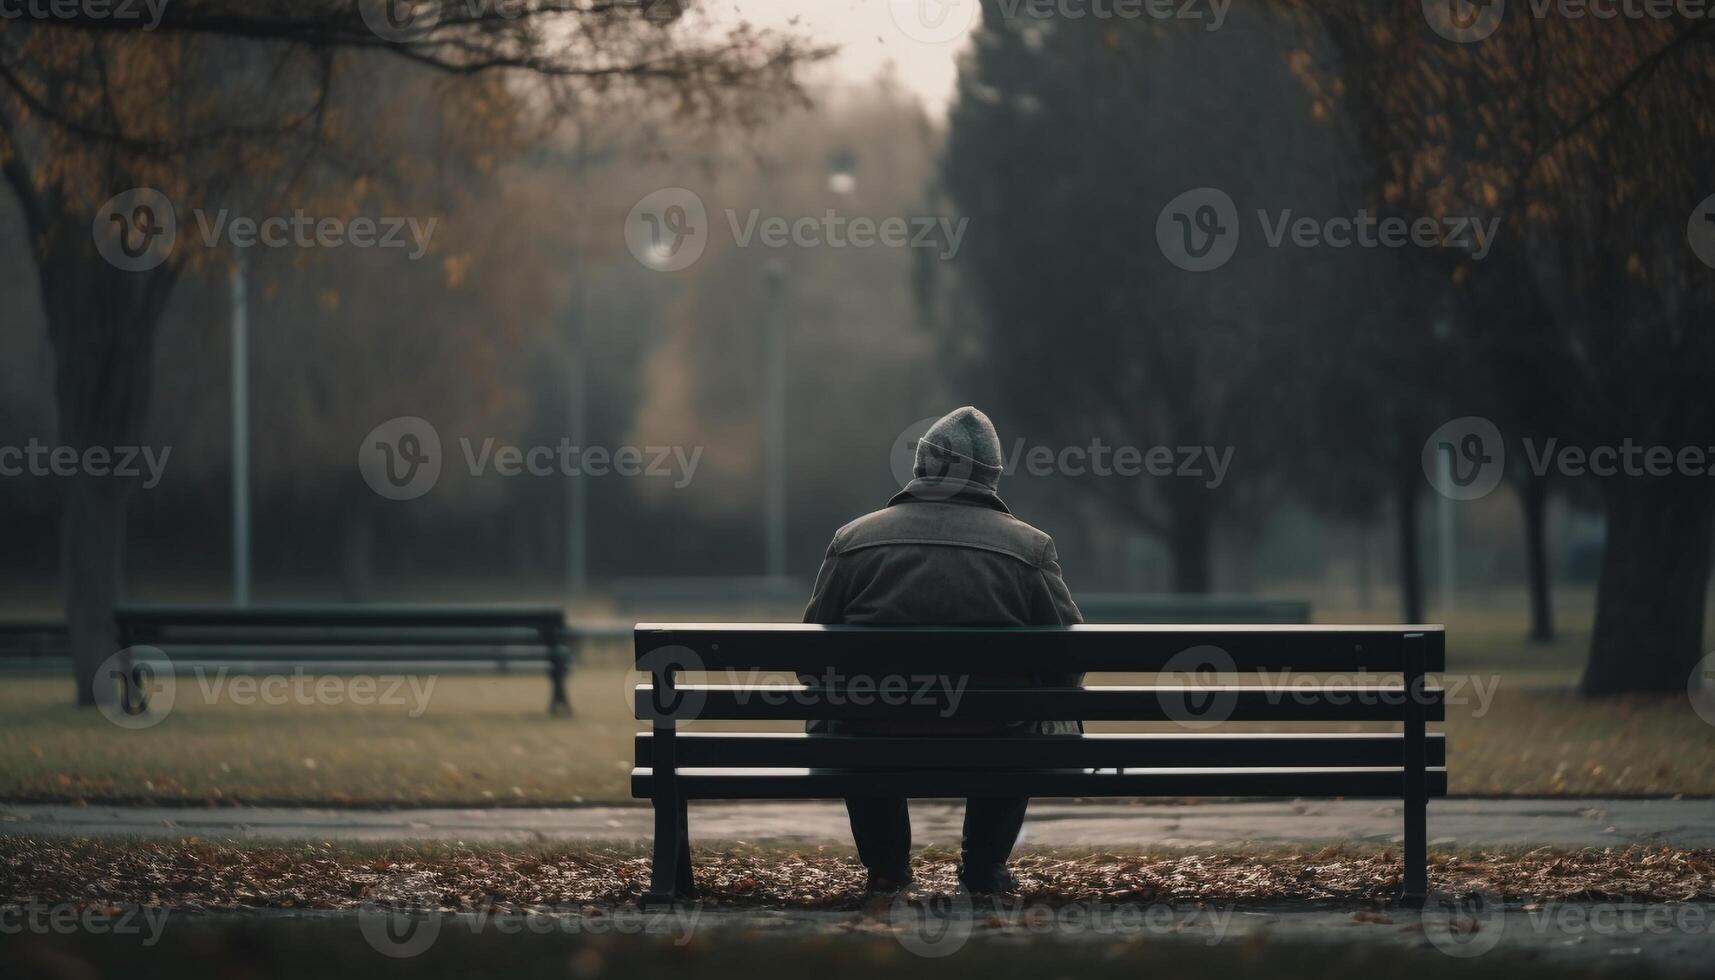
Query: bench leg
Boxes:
[
  {"xmin": 675, "ymin": 799, "xmax": 696, "ymax": 896},
  {"xmin": 547, "ymin": 644, "xmax": 572, "ymax": 717},
  {"xmin": 1401, "ymin": 634, "xmax": 1429, "ymax": 907},
  {"xmin": 1401, "ymin": 793, "xmax": 1427, "ymax": 907},
  {"xmin": 642, "ymin": 796, "xmax": 695, "ymax": 907}
]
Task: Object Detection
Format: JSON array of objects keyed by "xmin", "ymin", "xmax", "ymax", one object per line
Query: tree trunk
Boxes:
[
  {"xmin": 1395, "ymin": 470, "xmax": 1424, "ymax": 623},
  {"xmin": 1519, "ymin": 474, "xmax": 1555, "ymax": 642},
  {"xmin": 1582, "ymin": 478, "xmax": 1715, "ymax": 695},
  {"xmin": 62, "ymin": 475, "xmax": 130, "ymax": 705},
  {"xmin": 32, "ymin": 208, "xmax": 179, "ymax": 705}
]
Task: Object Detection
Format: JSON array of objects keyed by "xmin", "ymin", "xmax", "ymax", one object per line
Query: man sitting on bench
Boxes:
[{"xmin": 802, "ymin": 406, "xmax": 1083, "ymax": 895}]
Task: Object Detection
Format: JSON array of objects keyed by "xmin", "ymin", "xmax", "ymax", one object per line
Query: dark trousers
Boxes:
[{"xmin": 845, "ymin": 796, "xmax": 1029, "ymax": 879}]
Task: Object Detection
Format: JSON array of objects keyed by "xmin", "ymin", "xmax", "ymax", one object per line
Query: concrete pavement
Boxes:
[{"xmin": 3, "ymin": 797, "xmax": 1711, "ymax": 848}]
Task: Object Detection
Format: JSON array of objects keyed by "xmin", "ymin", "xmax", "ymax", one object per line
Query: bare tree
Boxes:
[{"xmin": 1, "ymin": 1, "xmax": 823, "ymax": 703}]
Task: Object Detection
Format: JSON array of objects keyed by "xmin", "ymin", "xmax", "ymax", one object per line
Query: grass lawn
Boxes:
[{"xmin": 1, "ymin": 607, "xmax": 1712, "ymax": 804}]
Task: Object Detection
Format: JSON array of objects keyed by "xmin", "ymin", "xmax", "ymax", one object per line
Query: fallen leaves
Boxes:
[{"xmin": 1, "ymin": 839, "xmax": 1711, "ymax": 911}]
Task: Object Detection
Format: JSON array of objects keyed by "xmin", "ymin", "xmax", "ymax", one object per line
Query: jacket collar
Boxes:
[{"xmin": 887, "ymin": 477, "xmax": 1012, "ymax": 514}]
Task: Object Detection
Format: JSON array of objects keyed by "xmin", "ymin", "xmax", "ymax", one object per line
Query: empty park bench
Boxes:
[
  {"xmin": 0, "ymin": 619, "xmax": 69, "ymax": 674},
  {"xmin": 115, "ymin": 604, "xmax": 576, "ymax": 714},
  {"xmin": 632, "ymin": 622, "xmax": 1446, "ymax": 905}
]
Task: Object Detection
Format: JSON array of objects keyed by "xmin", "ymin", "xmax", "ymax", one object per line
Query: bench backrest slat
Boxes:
[
  {"xmin": 635, "ymin": 623, "xmax": 1444, "ymax": 673},
  {"xmin": 637, "ymin": 732, "xmax": 1447, "ymax": 768}
]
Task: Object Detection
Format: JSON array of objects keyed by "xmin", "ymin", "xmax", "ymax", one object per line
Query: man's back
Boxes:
[{"xmin": 803, "ymin": 493, "xmax": 1079, "ymax": 628}]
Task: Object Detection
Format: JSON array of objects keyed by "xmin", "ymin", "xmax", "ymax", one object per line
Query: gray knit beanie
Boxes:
[{"xmin": 914, "ymin": 406, "xmax": 1004, "ymax": 490}]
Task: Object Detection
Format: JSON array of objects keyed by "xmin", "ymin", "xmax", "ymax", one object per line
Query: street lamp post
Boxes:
[
  {"xmin": 230, "ymin": 255, "xmax": 251, "ymax": 607},
  {"xmin": 763, "ymin": 257, "xmax": 786, "ymax": 580}
]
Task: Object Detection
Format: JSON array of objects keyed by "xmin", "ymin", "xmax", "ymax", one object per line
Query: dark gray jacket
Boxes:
[{"xmin": 802, "ymin": 476, "xmax": 1083, "ymax": 735}]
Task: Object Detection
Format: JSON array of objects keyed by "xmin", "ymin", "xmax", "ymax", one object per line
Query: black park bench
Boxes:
[
  {"xmin": 632, "ymin": 622, "xmax": 1446, "ymax": 906},
  {"xmin": 115, "ymin": 604, "xmax": 575, "ymax": 715}
]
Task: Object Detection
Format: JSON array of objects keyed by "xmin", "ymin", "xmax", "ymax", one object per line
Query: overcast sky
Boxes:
[{"xmin": 718, "ymin": 0, "xmax": 977, "ymax": 116}]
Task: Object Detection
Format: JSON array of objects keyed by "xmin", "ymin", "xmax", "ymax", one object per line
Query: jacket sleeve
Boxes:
[
  {"xmin": 1033, "ymin": 537, "xmax": 1084, "ymax": 627},
  {"xmin": 802, "ymin": 538, "xmax": 846, "ymax": 625},
  {"xmin": 1032, "ymin": 537, "xmax": 1084, "ymax": 690}
]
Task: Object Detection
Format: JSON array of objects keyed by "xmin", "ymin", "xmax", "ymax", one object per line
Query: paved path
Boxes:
[{"xmin": 4, "ymin": 798, "xmax": 1712, "ymax": 848}]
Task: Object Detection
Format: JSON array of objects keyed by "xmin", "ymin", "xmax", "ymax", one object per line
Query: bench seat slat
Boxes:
[
  {"xmin": 636, "ymin": 623, "xmax": 1445, "ymax": 673},
  {"xmin": 635, "ymin": 684, "xmax": 1446, "ymax": 722},
  {"xmin": 632, "ymin": 766, "xmax": 1450, "ymax": 800},
  {"xmin": 635, "ymin": 732, "xmax": 1446, "ymax": 768}
]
